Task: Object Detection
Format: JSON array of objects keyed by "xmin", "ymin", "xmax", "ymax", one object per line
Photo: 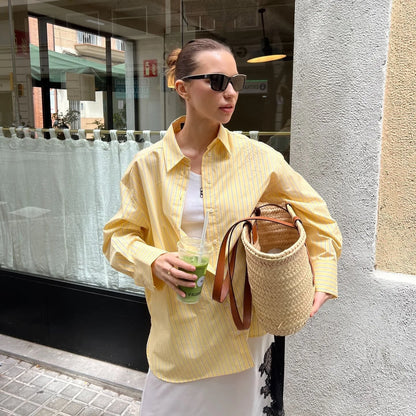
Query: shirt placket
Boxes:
[{"xmin": 201, "ymin": 147, "xmax": 220, "ymax": 270}]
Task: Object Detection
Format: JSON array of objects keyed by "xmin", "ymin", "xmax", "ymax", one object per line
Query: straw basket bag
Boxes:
[{"xmin": 213, "ymin": 203, "xmax": 315, "ymax": 336}]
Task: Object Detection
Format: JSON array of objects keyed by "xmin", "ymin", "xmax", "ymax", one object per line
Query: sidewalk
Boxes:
[{"xmin": 0, "ymin": 334, "xmax": 145, "ymax": 415}]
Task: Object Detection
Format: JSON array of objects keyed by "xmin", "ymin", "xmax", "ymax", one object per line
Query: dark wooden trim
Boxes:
[
  {"xmin": 0, "ymin": 268, "xmax": 150, "ymax": 372},
  {"xmin": 38, "ymin": 17, "xmax": 52, "ymax": 129}
]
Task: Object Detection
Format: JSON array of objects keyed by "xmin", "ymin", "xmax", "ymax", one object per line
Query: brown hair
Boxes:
[{"xmin": 166, "ymin": 38, "xmax": 232, "ymax": 87}]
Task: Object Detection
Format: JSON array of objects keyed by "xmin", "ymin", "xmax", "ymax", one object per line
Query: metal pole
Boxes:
[
  {"xmin": 271, "ymin": 336, "xmax": 285, "ymax": 415},
  {"xmin": 106, "ymin": 36, "xmax": 114, "ymax": 129},
  {"xmin": 7, "ymin": 0, "xmax": 20, "ymax": 125},
  {"xmin": 38, "ymin": 17, "xmax": 52, "ymax": 129}
]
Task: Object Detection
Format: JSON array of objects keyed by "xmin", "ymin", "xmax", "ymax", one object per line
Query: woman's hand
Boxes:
[
  {"xmin": 310, "ymin": 291, "xmax": 333, "ymax": 317},
  {"xmin": 151, "ymin": 252, "xmax": 197, "ymax": 298}
]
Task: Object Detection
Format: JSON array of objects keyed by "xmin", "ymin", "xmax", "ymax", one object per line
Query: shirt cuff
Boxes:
[
  {"xmin": 133, "ymin": 244, "xmax": 167, "ymax": 291},
  {"xmin": 311, "ymin": 260, "xmax": 338, "ymax": 298}
]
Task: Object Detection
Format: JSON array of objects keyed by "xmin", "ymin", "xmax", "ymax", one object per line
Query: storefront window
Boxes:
[{"xmin": 0, "ymin": 0, "xmax": 294, "ymax": 294}]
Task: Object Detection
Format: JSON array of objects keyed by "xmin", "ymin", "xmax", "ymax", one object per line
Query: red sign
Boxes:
[
  {"xmin": 15, "ymin": 30, "xmax": 30, "ymax": 56},
  {"xmin": 143, "ymin": 59, "xmax": 158, "ymax": 77}
]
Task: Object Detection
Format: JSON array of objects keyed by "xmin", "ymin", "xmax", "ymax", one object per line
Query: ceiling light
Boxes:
[{"xmin": 247, "ymin": 8, "xmax": 286, "ymax": 64}]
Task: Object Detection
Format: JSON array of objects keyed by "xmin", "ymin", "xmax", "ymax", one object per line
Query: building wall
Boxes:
[
  {"xmin": 0, "ymin": 19, "xmax": 14, "ymax": 127},
  {"xmin": 376, "ymin": 0, "xmax": 416, "ymax": 275},
  {"xmin": 12, "ymin": 10, "xmax": 33, "ymax": 127},
  {"xmin": 287, "ymin": 0, "xmax": 416, "ymax": 415},
  {"xmin": 54, "ymin": 25, "xmax": 78, "ymax": 53},
  {"xmin": 28, "ymin": 16, "xmax": 47, "ymax": 128}
]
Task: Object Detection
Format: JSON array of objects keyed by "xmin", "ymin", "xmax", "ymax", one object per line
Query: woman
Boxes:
[{"xmin": 103, "ymin": 38, "xmax": 342, "ymax": 415}]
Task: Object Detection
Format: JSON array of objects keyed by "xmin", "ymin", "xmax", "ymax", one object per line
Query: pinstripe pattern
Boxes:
[{"xmin": 103, "ymin": 116, "xmax": 342, "ymax": 383}]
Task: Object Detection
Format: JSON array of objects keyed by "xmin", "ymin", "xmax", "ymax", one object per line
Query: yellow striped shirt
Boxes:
[{"xmin": 102, "ymin": 116, "xmax": 342, "ymax": 382}]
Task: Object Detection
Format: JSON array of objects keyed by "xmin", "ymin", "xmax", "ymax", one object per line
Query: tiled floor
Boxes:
[{"xmin": 0, "ymin": 354, "xmax": 141, "ymax": 416}]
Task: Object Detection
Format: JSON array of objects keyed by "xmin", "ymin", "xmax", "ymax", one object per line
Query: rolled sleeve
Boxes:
[
  {"xmin": 311, "ymin": 259, "xmax": 339, "ymax": 297},
  {"xmin": 132, "ymin": 242, "xmax": 167, "ymax": 290},
  {"xmin": 103, "ymin": 159, "xmax": 166, "ymax": 291}
]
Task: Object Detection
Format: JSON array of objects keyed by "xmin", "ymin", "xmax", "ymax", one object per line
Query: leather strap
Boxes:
[{"xmin": 213, "ymin": 210, "xmax": 299, "ymax": 330}]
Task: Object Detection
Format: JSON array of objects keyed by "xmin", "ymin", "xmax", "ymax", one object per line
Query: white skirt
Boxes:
[{"xmin": 139, "ymin": 335, "xmax": 274, "ymax": 416}]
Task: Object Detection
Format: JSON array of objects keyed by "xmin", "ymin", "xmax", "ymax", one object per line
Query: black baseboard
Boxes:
[{"xmin": 0, "ymin": 269, "xmax": 150, "ymax": 372}]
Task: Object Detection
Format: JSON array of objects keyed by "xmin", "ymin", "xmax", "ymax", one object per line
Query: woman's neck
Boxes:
[
  {"xmin": 176, "ymin": 117, "xmax": 220, "ymax": 173},
  {"xmin": 178, "ymin": 117, "xmax": 219, "ymax": 151}
]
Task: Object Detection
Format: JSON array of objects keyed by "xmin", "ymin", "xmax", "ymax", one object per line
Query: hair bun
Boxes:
[
  {"xmin": 167, "ymin": 48, "xmax": 181, "ymax": 69},
  {"xmin": 166, "ymin": 48, "xmax": 181, "ymax": 88}
]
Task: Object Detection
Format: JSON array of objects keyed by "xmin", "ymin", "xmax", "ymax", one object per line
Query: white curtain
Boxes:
[{"xmin": 0, "ymin": 133, "xmax": 149, "ymax": 295}]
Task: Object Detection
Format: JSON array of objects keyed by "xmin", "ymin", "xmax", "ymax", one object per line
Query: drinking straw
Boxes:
[{"xmin": 198, "ymin": 211, "xmax": 210, "ymax": 263}]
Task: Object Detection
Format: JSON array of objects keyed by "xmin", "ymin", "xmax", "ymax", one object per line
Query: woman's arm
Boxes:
[
  {"xmin": 263, "ymin": 152, "xmax": 342, "ymax": 301},
  {"xmin": 102, "ymin": 163, "xmax": 165, "ymax": 289}
]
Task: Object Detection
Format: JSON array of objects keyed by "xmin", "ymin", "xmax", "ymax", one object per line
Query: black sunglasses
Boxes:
[{"xmin": 181, "ymin": 73, "xmax": 247, "ymax": 92}]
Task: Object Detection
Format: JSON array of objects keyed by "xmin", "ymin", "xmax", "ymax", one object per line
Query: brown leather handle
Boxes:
[
  {"xmin": 213, "ymin": 219, "xmax": 252, "ymax": 329},
  {"xmin": 213, "ymin": 213, "xmax": 298, "ymax": 331}
]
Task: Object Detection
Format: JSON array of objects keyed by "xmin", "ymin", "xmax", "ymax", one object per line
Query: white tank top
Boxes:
[{"xmin": 181, "ymin": 171, "xmax": 204, "ymax": 238}]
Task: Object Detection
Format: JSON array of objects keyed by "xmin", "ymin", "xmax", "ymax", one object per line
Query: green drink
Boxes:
[{"xmin": 177, "ymin": 237, "xmax": 212, "ymax": 304}]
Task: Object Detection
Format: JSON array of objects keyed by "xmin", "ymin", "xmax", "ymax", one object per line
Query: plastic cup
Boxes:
[{"xmin": 177, "ymin": 236, "xmax": 213, "ymax": 304}]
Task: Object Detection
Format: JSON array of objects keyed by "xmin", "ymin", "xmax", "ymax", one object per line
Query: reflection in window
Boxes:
[
  {"xmin": 2, "ymin": 0, "xmax": 294, "ymax": 294},
  {"xmin": 114, "ymin": 39, "xmax": 126, "ymax": 51},
  {"xmin": 77, "ymin": 31, "xmax": 99, "ymax": 45}
]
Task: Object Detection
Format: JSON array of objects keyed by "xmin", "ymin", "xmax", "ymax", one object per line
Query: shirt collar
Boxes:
[
  {"xmin": 163, "ymin": 116, "xmax": 232, "ymax": 173},
  {"xmin": 207, "ymin": 123, "xmax": 232, "ymax": 155},
  {"xmin": 163, "ymin": 116, "xmax": 187, "ymax": 173}
]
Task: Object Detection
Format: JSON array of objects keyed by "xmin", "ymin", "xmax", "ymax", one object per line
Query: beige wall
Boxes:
[{"xmin": 376, "ymin": 0, "xmax": 416, "ymax": 275}]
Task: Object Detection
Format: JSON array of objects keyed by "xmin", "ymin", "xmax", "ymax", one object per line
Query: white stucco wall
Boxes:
[{"xmin": 286, "ymin": 1, "xmax": 416, "ymax": 415}]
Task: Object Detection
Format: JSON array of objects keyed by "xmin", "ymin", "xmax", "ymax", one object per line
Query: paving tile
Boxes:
[
  {"xmin": 61, "ymin": 400, "xmax": 84, "ymax": 415},
  {"xmin": 3, "ymin": 357, "xmax": 17, "ymax": 365},
  {"xmin": 123, "ymin": 402, "xmax": 141, "ymax": 416},
  {"xmin": 18, "ymin": 361, "xmax": 32, "ymax": 370},
  {"xmin": 45, "ymin": 379, "xmax": 67, "ymax": 394},
  {"xmin": 33, "ymin": 409, "xmax": 56, "ymax": 416},
  {"xmin": 31, "ymin": 375, "xmax": 53, "ymax": 388},
  {"xmin": 3, "ymin": 366, "xmax": 26, "ymax": 379},
  {"xmin": 17, "ymin": 385, "xmax": 38, "ymax": 400},
  {"xmin": 90, "ymin": 394, "xmax": 114, "ymax": 409},
  {"xmin": 106, "ymin": 399, "xmax": 129, "ymax": 414},
  {"xmin": 2, "ymin": 380, "xmax": 25, "ymax": 395},
  {"xmin": 56, "ymin": 374, "xmax": 72, "ymax": 382},
  {"xmin": 0, "ymin": 390, "xmax": 8, "ymax": 402},
  {"xmin": 60, "ymin": 384, "xmax": 83, "ymax": 399},
  {"xmin": 17, "ymin": 369, "xmax": 39, "ymax": 384},
  {"xmin": 0, "ymin": 365, "xmax": 12, "ymax": 376},
  {"xmin": 14, "ymin": 401, "xmax": 38, "ymax": 415},
  {"xmin": 0, "ymin": 360, "xmax": 15, "ymax": 374},
  {"xmin": 119, "ymin": 394, "xmax": 136, "ymax": 403},
  {"xmin": 42, "ymin": 369, "xmax": 60, "ymax": 379},
  {"xmin": 72, "ymin": 379, "xmax": 89, "ymax": 387},
  {"xmin": 1, "ymin": 395, "xmax": 24, "ymax": 411},
  {"xmin": 0, "ymin": 360, "xmax": 17, "ymax": 374},
  {"xmin": 78, "ymin": 408, "xmax": 102, "ymax": 416},
  {"xmin": 0, "ymin": 350, "xmax": 142, "ymax": 416},
  {"xmin": 102, "ymin": 389, "xmax": 118, "ymax": 398},
  {"xmin": 0, "ymin": 377, "xmax": 10, "ymax": 389},
  {"xmin": 87, "ymin": 384, "xmax": 103, "ymax": 393},
  {"xmin": 44, "ymin": 396, "xmax": 70, "ymax": 411},
  {"xmin": 75, "ymin": 389, "xmax": 98, "ymax": 404},
  {"xmin": 30, "ymin": 389, "xmax": 54, "ymax": 405}
]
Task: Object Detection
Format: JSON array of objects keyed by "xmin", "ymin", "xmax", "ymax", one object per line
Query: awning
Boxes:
[{"xmin": 29, "ymin": 44, "xmax": 125, "ymax": 88}]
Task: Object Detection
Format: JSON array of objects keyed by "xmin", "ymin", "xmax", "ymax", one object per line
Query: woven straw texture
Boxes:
[{"xmin": 241, "ymin": 204, "xmax": 314, "ymax": 336}]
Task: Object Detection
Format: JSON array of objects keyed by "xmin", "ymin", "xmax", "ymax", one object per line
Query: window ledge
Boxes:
[{"xmin": 374, "ymin": 269, "xmax": 416, "ymax": 286}]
